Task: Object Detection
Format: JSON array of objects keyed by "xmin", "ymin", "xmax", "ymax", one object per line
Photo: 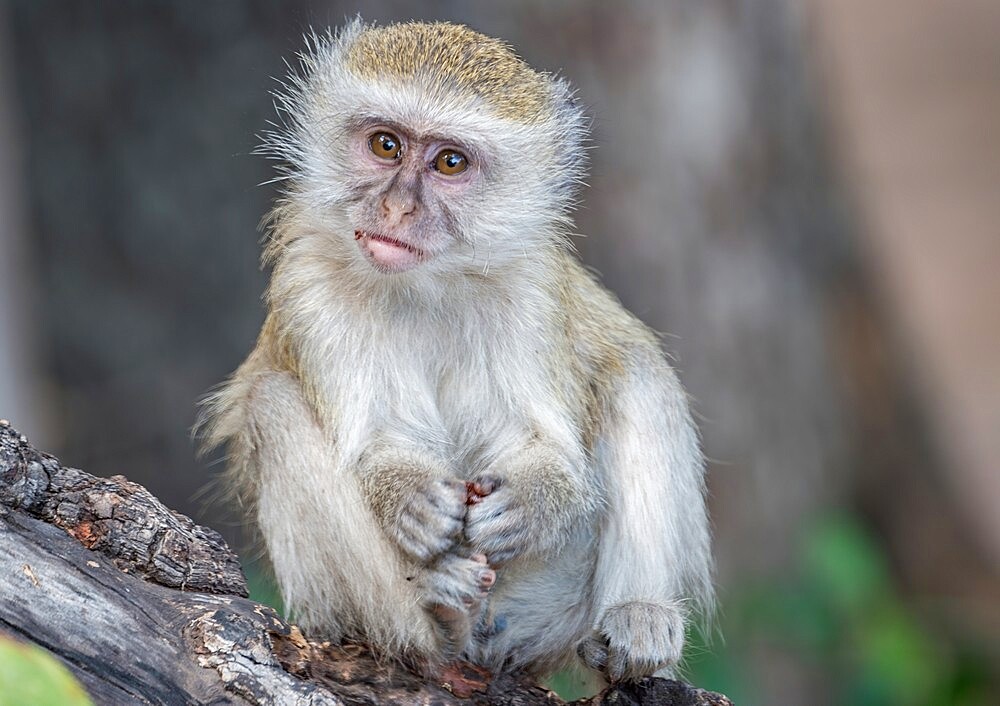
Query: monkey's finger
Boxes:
[
  {"xmin": 423, "ymin": 480, "xmax": 468, "ymax": 517},
  {"xmin": 577, "ymin": 637, "xmax": 609, "ymax": 673},
  {"xmin": 464, "ymin": 521, "xmax": 529, "ymax": 562},
  {"xmin": 604, "ymin": 648, "xmax": 629, "ymax": 683},
  {"xmin": 402, "ymin": 498, "xmax": 465, "ymax": 533},
  {"xmin": 400, "ymin": 504, "xmax": 463, "ymax": 536},
  {"xmin": 465, "ymin": 480, "xmax": 487, "ymax": 505},
  {"xmin": 468, "ymin": 476, "xmax": 499, "ymax": 498},
  {"xmin": 395, "ymin": 517, "xmax": 462, "ymax": 560}
]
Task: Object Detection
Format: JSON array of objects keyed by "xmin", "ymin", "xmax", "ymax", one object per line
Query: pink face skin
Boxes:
[{"xmin": 349, "ymin": 121, "xmax": 478, "ymax": 274}]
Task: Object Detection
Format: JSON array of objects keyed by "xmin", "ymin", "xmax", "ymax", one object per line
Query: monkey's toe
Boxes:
[
  {"xmin": 477, "ymin": 567, "xmax": 496, "ymax": 594},
  {"xmin": 577, "ymin": 635, "xmax": 609, "ymax": 672}
]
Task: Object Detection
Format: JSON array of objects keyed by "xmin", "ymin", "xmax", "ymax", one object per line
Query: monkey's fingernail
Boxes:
[
  {"xmin": 474, "ymin": 480, "xmax": 496, "ymax": 495},
  {"xmin": 470, "ymin": 553, "xmax": 487, "ymax": 564},
  {"xmin": 480, "ymin": 569, "xmax": 495, "ymax": 587}
]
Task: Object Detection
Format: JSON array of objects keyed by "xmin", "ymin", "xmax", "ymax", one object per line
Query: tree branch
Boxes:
[{"xmin": 0, "ymin": 420, "xmax": 732, "ymax": 705}]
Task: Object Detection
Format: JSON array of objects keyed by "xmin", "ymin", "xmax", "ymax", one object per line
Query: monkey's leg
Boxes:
[
  {"xmin": 583, "ymin": 360, "xmax": 713, "ymax": 681},
  {"xmin": 244, "ymin": 371, "xmax": 443, "ymax": 657}
]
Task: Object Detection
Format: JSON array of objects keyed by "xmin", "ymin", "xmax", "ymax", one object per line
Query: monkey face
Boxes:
[
  {"xmin": 344, "ymin": 120, "xmax": 480, "ymax": 274},
  {"xmin": 265, "ymin": 21, "xmax": 589, "ymax": 281}
]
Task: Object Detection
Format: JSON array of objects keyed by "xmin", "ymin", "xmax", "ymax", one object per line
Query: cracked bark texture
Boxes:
[{"xmin": 0, "ymin": 420, "xmax": 733, "ymax": 705}]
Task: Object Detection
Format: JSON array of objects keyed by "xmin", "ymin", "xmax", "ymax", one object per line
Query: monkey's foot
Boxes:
[
  {"xmin": 426, "ymin": 553, "xmax": 496, "ymax": 612},
  {"xmin": 578, "ymin": 601, "xmax": 685, "ymax": 682},
  {"xmin": 424, "ymin": 553, "xmax": 496, "ymax": 653}
]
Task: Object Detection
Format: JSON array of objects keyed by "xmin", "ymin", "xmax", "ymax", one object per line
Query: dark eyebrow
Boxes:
[
  {"xmin": 346, "ymin": 114, "xmax": 486, "ymax": 158},
  {"xmin": 346, "ymin": 114, "xmax": 402, "ymax": 135}
]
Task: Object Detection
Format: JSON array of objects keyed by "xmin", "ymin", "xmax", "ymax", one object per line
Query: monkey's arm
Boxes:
[
  {"xmin": 585, "ymin": 350, "xmax": 714, "ymax": 680},
  {"xmin": 207, "ymin": 368, "xmax": 447, "ymax": 649},
  {"xmin": 242, "ymin": 371, "xmax": 468, "ymax": 568},
  {"xmin": 206, "ymin": 353, "xmax": 493, "ymax": 649}
]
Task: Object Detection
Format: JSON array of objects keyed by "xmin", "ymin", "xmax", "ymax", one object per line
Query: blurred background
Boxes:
[{"xmin": 0, "ymin": 1, "xmax": 997, "ymax": 703}]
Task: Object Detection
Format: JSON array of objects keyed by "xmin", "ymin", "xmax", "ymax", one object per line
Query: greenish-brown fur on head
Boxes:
[{"xmin": 345, "ymin": 21, "xmax": 552, "ymax": 122}]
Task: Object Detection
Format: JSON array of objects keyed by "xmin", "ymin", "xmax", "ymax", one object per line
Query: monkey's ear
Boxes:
[
  {"xmin": 550, "ymin": 77, "xmax": 590, "ymax": 142},
  {"xmin": 542, "ymin": 78, "xmax": 590, "ymax": 204}
]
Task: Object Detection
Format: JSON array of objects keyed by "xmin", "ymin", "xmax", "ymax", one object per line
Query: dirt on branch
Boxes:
[{"xmin": 0, "ymin": 420, "xmax": 733, "ymax": 705}]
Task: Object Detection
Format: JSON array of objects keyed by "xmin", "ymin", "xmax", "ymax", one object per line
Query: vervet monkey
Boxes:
[{"xmin": 201, "ymin": 20, "xmax": 713, "ymax": 682}]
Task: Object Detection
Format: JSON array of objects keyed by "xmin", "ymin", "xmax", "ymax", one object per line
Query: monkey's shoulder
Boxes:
[{"xmin": 552, "ymin": 251, "xmax": 675, "ymax": 383}]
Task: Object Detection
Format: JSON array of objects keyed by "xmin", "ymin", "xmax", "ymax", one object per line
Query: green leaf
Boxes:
[
  {"xmin": 244, "ymin": 561, "xmax": 285, "ymax": 615},
  {"xmin": 545, "ymin": 665, "xmax": 603, "ymax": 700},
  {"xmin": 0, "ymin": 636, "xmax": 93, "ymax": 706}
]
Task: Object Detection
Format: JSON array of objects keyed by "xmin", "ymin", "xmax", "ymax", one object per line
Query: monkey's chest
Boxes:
[
  {"xmin": 366, "ymin": 319, "xmax": 573, "ymax": 458},
  {"xmin": 432, "ymin": 361, "xmax": 520, "ymax": 447}
]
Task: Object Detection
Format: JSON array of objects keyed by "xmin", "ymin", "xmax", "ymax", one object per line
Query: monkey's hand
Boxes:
[
  {"xmin": 389, "ymin": 477, "xmax": 468, "ymax": 562},
  {"xmin": 464, "ymin": 459, "xmax": 594, "ymax": 564},
  {"xmin": 357, "ymin": 448, "xmax": 467, "ymax": 563},
  {"xmin": 577, "ymin": 601, "xmax": 686, "ymax": 682},
  {"xmin": 463, "ymin": 477, "xmax": 537, "ymax": 564}
]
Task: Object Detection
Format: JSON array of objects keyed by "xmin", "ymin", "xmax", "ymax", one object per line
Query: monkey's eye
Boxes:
[
  {"xmin": 369, "ymin": 132, "xmax": 402, "ymax": 160},
  {"xmin": 433, "ymin": 149, "xmax": 468, "ymax": 176}
]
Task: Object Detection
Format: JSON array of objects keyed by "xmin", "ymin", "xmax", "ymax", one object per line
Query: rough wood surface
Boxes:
[{"xmin": 0, "ymin": 421, "xmax": 733, "ymax": 705}]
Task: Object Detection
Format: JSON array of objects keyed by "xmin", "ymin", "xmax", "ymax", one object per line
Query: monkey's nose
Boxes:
[{"xmin": 380, "ymin": 194, "xmax": 418, "ymax": 225}]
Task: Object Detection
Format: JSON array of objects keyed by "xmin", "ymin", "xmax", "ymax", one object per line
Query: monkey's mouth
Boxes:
[{"xmin": 354, "ymin": 229, "xmax": 425, "ymax": 272}]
